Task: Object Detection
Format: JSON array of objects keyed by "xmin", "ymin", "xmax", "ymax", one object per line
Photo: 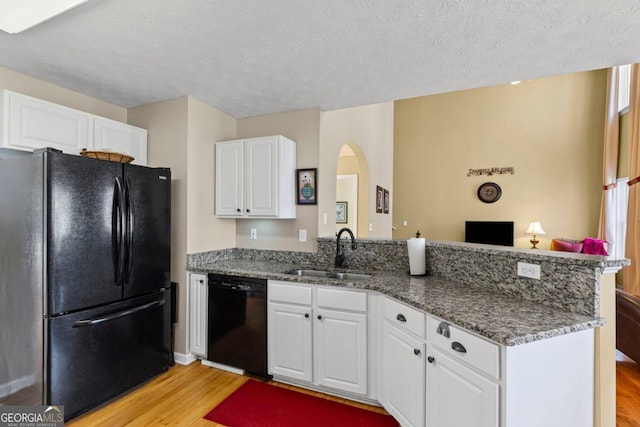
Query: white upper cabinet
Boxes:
[
  {"xmin": 93, "ymin": 117, "xmax": 147, "ymax": 166},
  {"xmin": 1, "ymin": 90, "xmax": 91, "ymax": 153},
  {"xmin": 215, "ymin": 140, "xmax": 244, "ymax": 216},
  {"xmin": 215, "ymin": 135, "xmax": 296, "ymax": 218},
  {"xmin": 0, "ymin": 90, "xmax": 148, "ymax": 165}
]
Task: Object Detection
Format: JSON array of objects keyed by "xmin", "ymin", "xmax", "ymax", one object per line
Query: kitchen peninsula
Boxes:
[{"xmin": 187, "ymin": 238, "xmax": 628, "ymax": 427}]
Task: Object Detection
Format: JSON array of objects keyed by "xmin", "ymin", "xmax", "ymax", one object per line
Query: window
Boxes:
[
  {"xmin": 611, "ymin": 177, "xmax": 629, "ymax": 259},
  {"xmin": 619, "ymin": 64, "xmax": 631, "ymax": 113}
]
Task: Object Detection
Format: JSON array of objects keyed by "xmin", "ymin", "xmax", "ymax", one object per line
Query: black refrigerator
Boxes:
[{"xmin": 0, "ymin": 148, "xmax": 172, "ymax": 420}]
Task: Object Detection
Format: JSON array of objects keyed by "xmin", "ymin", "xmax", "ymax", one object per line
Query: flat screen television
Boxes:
[{"xmin": 465, "ymin": 221, "xmax": 514, "ymax": 247}]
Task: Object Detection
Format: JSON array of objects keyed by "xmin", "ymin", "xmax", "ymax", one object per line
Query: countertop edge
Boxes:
[{"xmin": 189, "ymin": 263, "xmax": 602, "ymax": 347}]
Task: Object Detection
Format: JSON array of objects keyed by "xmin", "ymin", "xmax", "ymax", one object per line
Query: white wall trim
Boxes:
[
  {"xmin": 174, "ymin": 352, "xmax": 197, "ymax": 366},
  {"xmin": 0, "ymin": 373, "xmax": 36, "ymax": 398}
]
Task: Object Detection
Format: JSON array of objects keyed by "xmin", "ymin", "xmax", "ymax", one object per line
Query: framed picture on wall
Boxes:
[
  {"xmin": 296, "ymin": 168, "xmax": 317, "ymax": 204},
  {"xmin": 384, "ymin": 189, "xmax": 389, "ymax": 214},
  {"xmin": 336, "ymin": 201, "xmax": 348, "ymax": 223},
  {"xmin": 376, "ymin": 186, "xmax": 383, "ymax": 213}
]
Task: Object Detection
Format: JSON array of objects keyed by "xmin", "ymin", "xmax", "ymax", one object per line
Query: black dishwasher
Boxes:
[{"xmin": 207, "ymin": 274, "xmax": 269, "ymax": 379}]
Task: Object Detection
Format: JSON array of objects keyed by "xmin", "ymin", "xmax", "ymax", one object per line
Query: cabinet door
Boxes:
[
  {"xmin": 244, "ymin": 137, "xmax": 278, "ymax": 216},
  {"xmin": 426, "ymin": 347, "xmax": 498, "ymax": 427},
  {"xmin": 381, "ymin": 322, "xmax": 426, "ymax": 427},
  {"xmin": 268, "ymin": 302, "xmax": 313, "ymax": 382},
  {"xmin": 315, "ymin": 308, "xmax": 367, "ymax": 395},
  {"xmin": 93, "ymin": 117, "xmax": 148, "ymax": 166},
  {"xmin": 3, "ymin": 90, "xmax": 91, "ymax": 154},
  {"xmin": 215, "ymin": 141, "xmax": 244, "ymax": 216},
  {"xmin": 189, "ymin": 273, "xmax": 208, "ymax": 357}
]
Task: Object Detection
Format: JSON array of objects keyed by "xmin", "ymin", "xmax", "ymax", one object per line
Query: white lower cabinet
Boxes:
[
  {"xmin": 315, "ymin": 308, "xmax": 367, "ymax": 395},
  {"xmin": 267, "ymin": 280, "xmax": 368, "ymax": 397},
  {"xmin": 258, "ymin": 282, "xmax": 594, "ymax": 427},
  {"xmin": 268, "ymin": 301, "xmax": 313, "ymax": 382},
  {"xmin": 188, "ymin": 273, "xmax": 208, "ymax": 357},
  {"xmin": 426, "ymin": 346, "xmax": 498, "ymax": 427},
  {"xmin": 381, "ymin": 321, "xmax": 425, "ymax": 427}
]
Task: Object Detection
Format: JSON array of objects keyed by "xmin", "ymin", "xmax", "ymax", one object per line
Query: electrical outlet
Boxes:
[
  {"xmin": 298, "ymin": 229, "xmax": 307, "ymax": 242},
  {"xmin": 403, "ymin": 220, "xmax": 408, "ymax": 226},
  {"xmin": 250, "ymin": 229, "xmax": 257, "ymax": 240},
  {"xmin": 517, "ymin": 262, "xmax": 541, "ymax": 280}
]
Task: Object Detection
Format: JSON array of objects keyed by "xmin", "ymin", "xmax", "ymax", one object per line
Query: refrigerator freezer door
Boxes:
[
  {"xmin": 47, "ymin": 152, "xmax": 123, "ymax": 315},
  {"xmin": 122, "ymin": 164, "xmax": 171, "ymax": 299},
  {"xmin": 46, "ymin": 291, "xmax": 170, "ymax": 420}
]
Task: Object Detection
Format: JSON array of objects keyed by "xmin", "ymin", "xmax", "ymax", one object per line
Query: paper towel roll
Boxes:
[{"xmin": 407, "ymin": 237, "xmax": 426, "ymax": 275}]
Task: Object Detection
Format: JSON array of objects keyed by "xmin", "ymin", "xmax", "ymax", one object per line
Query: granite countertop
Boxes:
[{"xmin": 192, "ymin": 259, "xmax": 604, "ymax": 346}]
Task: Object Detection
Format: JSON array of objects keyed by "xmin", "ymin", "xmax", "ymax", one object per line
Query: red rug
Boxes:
[{"xmin": 203, "ymin": 380, "xmax": 398, "ymax": 427}]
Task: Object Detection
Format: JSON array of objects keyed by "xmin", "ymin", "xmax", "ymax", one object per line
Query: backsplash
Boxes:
[{"xmin": 189, "ymin": 238, "xmax": 628, "ymax": 316}]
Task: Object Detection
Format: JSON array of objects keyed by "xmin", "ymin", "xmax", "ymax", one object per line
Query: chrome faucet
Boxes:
[{"xmin": 335, "ymin": 227, "xmax": 357, "ymax": 268}]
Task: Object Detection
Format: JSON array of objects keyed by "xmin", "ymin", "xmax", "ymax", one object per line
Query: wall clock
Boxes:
[{"xmin": 477, "ymin": 182, "xmax": 502, "ymax": 203}]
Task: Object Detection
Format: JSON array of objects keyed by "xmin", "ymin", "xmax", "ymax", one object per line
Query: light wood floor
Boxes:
[
  {"xmin": 616, "ymin": 350, "xmax": 640, "ymax": 427},
  {"xmin": 67, "ymin": 353, "xmax": 640, "ymax": 427},
  {"xmin": 67, "ymin": 362, "xmax": 387, "ymax": 426}
]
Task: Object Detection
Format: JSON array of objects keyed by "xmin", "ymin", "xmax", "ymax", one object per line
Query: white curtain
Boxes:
[
  {"xmin": 598, "ymin": 67, "xmax": 620, "ymax": 254},
  {"xmin": 624, "ymin": 64, "xmax": 640, "ymax": 295}
]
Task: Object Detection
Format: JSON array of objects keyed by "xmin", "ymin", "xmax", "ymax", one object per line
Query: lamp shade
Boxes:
[{"xmin": 526, "ymin": 221, "xmax": 546, "ymax": 235}]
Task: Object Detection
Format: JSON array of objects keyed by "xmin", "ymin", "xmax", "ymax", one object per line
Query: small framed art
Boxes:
[
  {"xmin": 336, "ymin": 201, "xmax": 348, "ymax": 223},
  {"xmin": 376, "ymin": 185, "xmax": 383, "ymax": 213},
  {"xmin": 297, "ymin": 168, "xmax": 317, "ymax": 204},
  {"xmin": 383, "ymin": 189, "xmax": 389, "ymax": 214}
]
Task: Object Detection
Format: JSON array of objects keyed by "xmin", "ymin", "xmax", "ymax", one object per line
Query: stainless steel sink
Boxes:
[
  {"xmin": 329, "ymin": 272, "xmax": 372, "ymax": 281},
  {"xmin": 285, "ymin": 269, "xmax": 332, "ymax": 278},
  {"xmin": 284, "ymin": 269, "xmax": 372, "ymax": 281}
]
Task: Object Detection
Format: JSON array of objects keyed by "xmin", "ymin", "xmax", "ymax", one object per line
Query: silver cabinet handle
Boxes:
[
  {"xmin": 451, "ymin": 341, "xmax": 467, "ymax": 353},
  {"xmin": 437, "ymin": 321, "xmax": 450, "ymax": 338}
]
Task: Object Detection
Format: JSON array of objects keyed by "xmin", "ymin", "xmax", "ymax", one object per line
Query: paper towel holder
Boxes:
[{"xmin": 415, "ymin": 230, "xmax": 421, "ymax": 238}]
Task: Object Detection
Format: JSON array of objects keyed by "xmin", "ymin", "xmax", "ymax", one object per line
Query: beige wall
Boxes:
[
  {"xmin": 0, "ymin": 65, "xmax": 126, "ymax": 122},
  {"xmin": 393, "ymin": 70, "xmax": 607, "ymax": 249},
  {"xmin": 236, "ymin": 108, "xmax": 321, "ymax": 252},
  {"xmin": 128, "ymin": 96, "xmax": 238, "ymax": 355},
  {"xmin": 337, "ymin": 155, "xmax": 362, "ymax": 235},
  {"xmin": 186, "ymin": 97, "xmax": 237, "ymax": 253},
  {"xmin": 319, "ymin": 102, "xmax": 395, "ymax": 239},
  {"xmin": 128, "ymin": 97, "xmax": 190, "ymax": 353}
]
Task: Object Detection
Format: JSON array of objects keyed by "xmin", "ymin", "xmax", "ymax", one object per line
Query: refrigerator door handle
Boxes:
[
  {"xmin": 114, "ymin": 177, "xmax": 127, "ymax": 285},
  {"xmin": 124, "ymin": 177, "xmax": 134, "ymax": 284},
  {"xmin": 72, "ymin": 299, "xmax": 165, "ymax": 327}
]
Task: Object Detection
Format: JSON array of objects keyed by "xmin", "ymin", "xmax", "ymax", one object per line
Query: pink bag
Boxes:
[{"xmin": 582, "ymin": 237, "xmax": 608, "ymax": 255}]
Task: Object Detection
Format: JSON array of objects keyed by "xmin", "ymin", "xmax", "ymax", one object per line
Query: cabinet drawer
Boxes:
[
  {"xmin": 427, "ymin": 315, "xmax": 499, "ymax": 379},
  {"xmin": 383, "ymin": 297, "xmax": 426, "ymax": 339},
  {"xmin": 268, "ymin": 281, "xmax": 312, "ymax": 305},
  {"xmin": 317, "ymin": 287, "xmax": 367, "ymax": 312}
]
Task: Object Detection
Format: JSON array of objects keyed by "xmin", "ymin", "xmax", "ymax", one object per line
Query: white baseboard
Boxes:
[
  {"xmin": 0, "ymin": 373, "xmax": 36, "ymax": 399},
  {"xmin": 173, "ymin": 352, "xmax": 197, "ymax": 365},
  {"xmin": 201, "ymin": 360, "xmax": 244, "ymax": 376}
]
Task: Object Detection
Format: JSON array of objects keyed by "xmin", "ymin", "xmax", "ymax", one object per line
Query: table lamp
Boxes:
[{"xmin": 526, "ymin": 221, "xmax": 546, "ymax": 249}]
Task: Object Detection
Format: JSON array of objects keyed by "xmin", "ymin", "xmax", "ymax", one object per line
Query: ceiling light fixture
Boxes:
[{"xmin": 0, "ymin": 0, "xmax": 88, "ymax": 34}]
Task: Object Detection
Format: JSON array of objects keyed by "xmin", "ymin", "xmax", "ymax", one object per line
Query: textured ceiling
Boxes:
[{"xmin": 1, "ymin": 0, "xmax": 639, "ymax": 118}]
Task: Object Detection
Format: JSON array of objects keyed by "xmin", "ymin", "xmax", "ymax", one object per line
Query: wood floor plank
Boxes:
[
  {"xmin": 67, "ymin": 362, "xmax": 385, "ymax": 426},
  {"xmin": 617, "ymin": 350, "xmax": 640, "ymax": 427},
  {"xmin": 67, "ymin": 354, "xmax": 640, "ymax": 426}
]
